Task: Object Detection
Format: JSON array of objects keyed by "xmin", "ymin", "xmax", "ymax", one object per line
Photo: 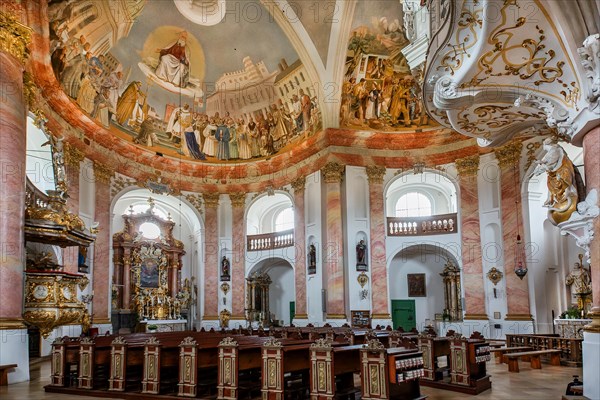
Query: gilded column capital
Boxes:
[
  {"xmin": 455, "ymin": 155, "xmax": 480, "ymax": 177},
  {"xmin": 64, "ymin": 143, "xmax": 86, "ymax": 169},
  {"xmin": 366, "ymin": 165, "xmax": 386, "ymax": 184},
  {"xmin": 93, "ymin": 161, "xmax": 114, "ymax": 185},
  {"xmin": 0, "ymin": 11, "xmax": 32, "ymax": 65},
  {"xmin": 290, "ymin": 176, "xmax": 306, "ymax": 194},
  {"xmin": 229, "ymin": 192, "xmax": 246, "ymax": 208},
  {"xmin": 494, "ymin": 140, "xmax": 523, "ymax": 169},
  {"xmin": 321, "ymin": 162, "xmax": 345, "ymax": 183},
  {"xmin": 203, "ymin": 193, "xmax": 220, "ymax": 208},
  {"xmin": 184, "ymin": 193, "xmax": 203, "ymax": 215}
]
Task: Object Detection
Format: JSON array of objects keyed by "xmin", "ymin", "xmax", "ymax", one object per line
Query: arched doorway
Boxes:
[
  {"xmin": 389, "ymin": 244, "xmax": 460, "ymax": 331},
  {"xmin": 247, "ymin": 258, "xmax": 295, "ymax": 327}
]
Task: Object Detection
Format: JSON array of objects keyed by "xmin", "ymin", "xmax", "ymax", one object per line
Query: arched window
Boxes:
[
  {"xmin": 274, "ymin": 207, "xmax": 294, "ymax": 232},
  {"xmin": 130, "ymin": 204, "xmax": 168, "ymax": 220},
  {"xmin": 395, "ymin": 192, "xmax": 432, "ymax": 217}
]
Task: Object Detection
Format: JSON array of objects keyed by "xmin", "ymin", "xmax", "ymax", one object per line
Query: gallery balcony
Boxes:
[
  {"xmin": 247, "ymin": 229, "xmax": 294, "ymax": 251},
  {"xmin": 387, "ymin": 213, "xmax": 457, "ymax": 236}
]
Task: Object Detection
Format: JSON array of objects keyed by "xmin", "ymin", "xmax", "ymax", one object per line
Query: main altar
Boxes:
[{"xmin": 112, "ymin": 199, "xmax": 190, "ymax": 332}]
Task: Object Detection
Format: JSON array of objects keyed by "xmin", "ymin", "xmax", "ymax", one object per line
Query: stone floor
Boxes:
[{"xmin": 0, "ymin": 359, "xmax": 583, "ymax": 399}]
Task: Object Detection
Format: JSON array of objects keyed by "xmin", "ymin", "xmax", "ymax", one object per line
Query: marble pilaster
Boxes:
[
  {"xmin": 321, "ymin": 162, "xmax": 346, "ymax": 320},
  {"xmin": 203, "ymin": 193, "xmax": 220, "ymax": 319},
  {"xmin": 456, "ymin": 156, "xmax": 488, "ymax": 319},
  {"xmin": 91, "ymin": 162, "xmax": 113, "ymax": 324},
  {"xmin": 365, "ymin": 166, "xmax": 389, "ymax": 320},
  {"xmin": 229, "ymin": 192, "xmax": 246, "ymax": 319},
  {"xmin": 495, "ymin": 142, "xmax": 532, "ymax": 320},
  {"xmin": 62, "ymin": 143, "xmax": 84, "ymax": 274},
  {"xmin": 291, "ymin": 177, "xmax": 307, "ymax": 319},
  {"xmin": 0, "ymin": 50, "xmax": 26, "ymax": 327}
]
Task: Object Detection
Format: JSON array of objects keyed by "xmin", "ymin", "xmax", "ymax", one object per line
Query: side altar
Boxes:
[{"xmin": 111, "ymin": 199, "xmax": 190, "ymax": 332}]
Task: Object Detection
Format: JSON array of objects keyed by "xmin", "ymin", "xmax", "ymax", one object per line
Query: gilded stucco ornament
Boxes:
[
  {"xmin": 455, "ymin": 154, "xmax": 480, "ymax": 177},
  {"xmin": 577, "ymin": 33, "xmax": 600, "ymax": 110},
  {"xmin": 0, "ymin": 11, "xmax": 32, "ymax": 64}
]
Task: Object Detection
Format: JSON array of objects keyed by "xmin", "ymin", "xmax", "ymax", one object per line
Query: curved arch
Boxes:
[{"xmin": 246, "ymin": 192, "xmax": 294, "ymax": 235}]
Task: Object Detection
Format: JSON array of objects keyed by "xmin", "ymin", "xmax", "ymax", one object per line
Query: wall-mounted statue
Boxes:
[
  {"xmin": 356, "ymin": 240, "xmax": 368, "ymax": 271},
  {"xmin": 533, "ymin": 138, "xmax": 585, "ymax": 225},
  {"xmin": 221, "ymin": 256, "xmax": 230, "ymax": 281}
]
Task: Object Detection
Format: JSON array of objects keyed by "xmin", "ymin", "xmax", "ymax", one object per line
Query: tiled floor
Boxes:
[{"xmin": 0, "ymin": 359, "xmax": 583, "ymax": 399}]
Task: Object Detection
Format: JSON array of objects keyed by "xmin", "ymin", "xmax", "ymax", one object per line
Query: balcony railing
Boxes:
[
  {"xmin": 247, "ymin": 229, "xmax": 294, "ymax": 251},
  {"xmin": 387, "ymin": 213, "xmax": 457, "ymax": 236}
]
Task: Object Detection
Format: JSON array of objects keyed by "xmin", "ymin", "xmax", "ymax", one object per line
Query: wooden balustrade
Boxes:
[
  {"xmin": 505, "ymin": 334, "xmax": 582, "ymax": 367},
  {"xmin": 247, "ymin": 229, "xmax": 294, "ymax": 251},
  {"xmin": 387, "ymin": 213, "xmax": 457, "ymax": 236}
]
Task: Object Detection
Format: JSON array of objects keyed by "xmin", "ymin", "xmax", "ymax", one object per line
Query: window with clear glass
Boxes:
[
  {"xmin": 395, "ymin": 192, "xmax": 432, "ymax": 217},
  {"xmin": 139, "ymin": 222, "xmax": 161, "ymax": 239},
  {"xmin": 274, "ymin": 207, "xmax": 294, "ymax": 232}
]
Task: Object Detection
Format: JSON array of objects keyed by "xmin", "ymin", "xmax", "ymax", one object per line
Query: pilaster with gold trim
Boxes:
[
  {"xmin": 178, "ymin": 337, "xmax": 198, "ymax": 397},
  {"xmin": 494, "ymin": 141, "xmax": 532, "ymax": 321},
  {"xmin": 78, "ymin": 337, "xmax": 95, "ymax": 389},
  {"xmin": 217, "ymin": 337, "xmax": 239, "ymax": 399},
  {"xmin": 455, "ymin": 155, "xmax": 488, "ymax": 320},
  {"xmin": 203, "ymin": 193, "xmax": 220, "ymax": 320},
  {"xmin": 229, "ymin": 192, "xmax": 246, "ymax": 320},
  {"xmin": 142, "ymin": 337, "xmax": 161, "ymax": 394},
  {"xmin": 366, "ymin": 166, "xmax": 390, "ymax": 321},
  {"xmin": 291, "ymin": 176, "xmax": 308, "ymax": 320},
  {"xmin": 109, "ymin": 336, "xmax": 127, "ymax": 391},
  {"xmin": 321, "ymin": 162, "xmax": 346, "ymax": 320}
]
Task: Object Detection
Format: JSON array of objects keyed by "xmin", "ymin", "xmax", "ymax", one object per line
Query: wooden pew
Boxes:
[
  {"xmin": 490, "ymin": 346, "xmax": 533, "ymax": 364},
  {"xmin": 504, "ymin": 349, "xmax": 562, "ymax": 372},
  {"xmin": 309, "ymin": 339, "xmax": 362, "ymax": 399},
  {"xmin": 0, "ymin": 364, "xmax": 17, "ymax": 386}
]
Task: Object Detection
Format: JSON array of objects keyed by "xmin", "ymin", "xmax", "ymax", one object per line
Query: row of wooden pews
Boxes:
[{"xmin": 46, "ymin": 327, "xmax": 426, "ymax": 399}]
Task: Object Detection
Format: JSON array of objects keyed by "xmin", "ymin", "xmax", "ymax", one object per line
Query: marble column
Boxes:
[
  {"xmin": 91, "ymin": 162, "xmax": 114, "ymax": 325},
  {"xmin": 0, "ymin": 13, "xmax": 31, "ymax": 384},
  {"xmin": 321, "ymin": 162, "xmax": 346, "ymax": 320},
  {"xmin": 229, "ymin": 192, "xmax": 246, "ymax": 320},
  {"xmin": 291, "ymin": 177, "xmax": 307, "ymax": 320},
  {"xmin": 0, "ymin": 34, "xmax": 28, "ymax": 330},
  {"xmin": 366, "ymin": 166, "xmax": 390, "ymax": 321},
  {"xmin": 582, "ymin": 125, "xmax": 600, "ymax": 400},
  {"xmin": 63, "ymin": 143, "xmax": 85, "ymax": 274},
  {"xmin": 495, "ymin": 142, "xmax": 532, "ymax": 321},
  {"xmin": 455, "ymin": 155, "xmax": 488, "ymax": 319},
  {"xmin": 203, "ymin": 193, "xmax": 220, "ymax": 321},
  {"xmin": 582, "ymin": 126, "xmax": 600, "ymax": 325}
]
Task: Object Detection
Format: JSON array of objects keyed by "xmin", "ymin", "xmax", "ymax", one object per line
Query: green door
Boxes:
[
  {"xmin": 391, "ymin": 300, "xmax": 416, "ymax": 331},
  {"xmin": 289, "ymin": 301, "xmax": 295, "ymax": 326}
]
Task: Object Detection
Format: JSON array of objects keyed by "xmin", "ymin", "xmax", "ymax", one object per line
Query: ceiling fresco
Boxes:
[
  {"xmin": 340, "ymin": 1, "xmax": 435, "ymax": 131},
  {"xmin": 48, "ymin": 0, "xmax": 323, "ymax": 163}
]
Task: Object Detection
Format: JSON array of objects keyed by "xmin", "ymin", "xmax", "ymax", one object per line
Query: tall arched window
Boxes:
[
  {"xmin": 274, "ymin": 207, "xmax": 294, "ymax": 232},
  {"xmin": 395, "ymin": 192, "xmax": 432, "ymax": 217}
]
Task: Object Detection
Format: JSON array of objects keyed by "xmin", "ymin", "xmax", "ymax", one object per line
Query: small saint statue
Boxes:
[
  {"xmin": 356, "ymin": 239, "xmax": 368, "ymax": 271},
  {"xmin": 308, "ymin": 244, "xmax": 317, "ymax": 274},
  {"xmin": 221, "ymin": 256, "xmax": 230, "ymax": 281}
]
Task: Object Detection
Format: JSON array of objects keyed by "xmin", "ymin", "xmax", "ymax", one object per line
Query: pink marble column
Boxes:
[
  {"xmin": 456, "ymin": 156, "xmax": 488, "ymax": 319},
  {"xmin": 0, "ymin": 51, "xmax": 26, "ymax": 326},
  {"xmin": 63, "ymin": 154, "xmax": 81, "ymax": 274},
  {"xmin": 91, "ymin": 162, "xmax": 113, "ymax": 325},
  {"xmin": 230, "ymin": 193, "xmax": 246, "ymax": 319},
  {"xmin": 321, "ymin": 163, "xmax": 346, "ymax": 319},
  {"xmin": 203, "ymin": 194, "xmax": 220, "ymax": 320},
  {"xmin": 291, "ymin": 178, "xmax": 307, "ymax": 318},
  {"xmin": 495, "ymin": 143, "xmax": 532, "ymax": 320},
  {"xmin": 366, "ymin": 166, "xmax": 390, "ymax": 320},
  {"xmin": 582, "ymin": 126, "xmax": 600, "ymax": 328}
]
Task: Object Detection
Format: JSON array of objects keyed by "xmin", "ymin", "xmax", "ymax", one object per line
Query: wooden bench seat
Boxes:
[
  {"xmin": 504, "ymin": 349, "xmax": 562, "ymax": 372},
  {"xmin": 490, "ymin": 346, "xmax": 533, "ymax": 363},
  {"xmin": 0, "ymin": 364, "xmax": 17, "ymax": 386}
]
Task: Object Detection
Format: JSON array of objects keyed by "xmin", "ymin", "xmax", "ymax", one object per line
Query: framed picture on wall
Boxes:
[{"xmin": 407, "ymin": 273, "xmax": 426, "ymax": 297}]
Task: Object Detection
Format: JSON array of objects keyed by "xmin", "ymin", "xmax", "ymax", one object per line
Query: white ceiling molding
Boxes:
[{"xmin": 423, "ymin": 0, "xmax": 599, "ymax": 147}]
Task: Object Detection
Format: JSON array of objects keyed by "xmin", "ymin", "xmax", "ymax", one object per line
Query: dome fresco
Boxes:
[{"xmin": 46, "ymin": 0, "xmax": 443, "ymax": 168}]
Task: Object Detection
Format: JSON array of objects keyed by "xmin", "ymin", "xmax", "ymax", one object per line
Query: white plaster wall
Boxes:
[
  {"xmin": 388, "ymin": 250, "xmax": 446, "ymax": 331},
  {"xmin": 0, "ymin": 329, "xmax": 29, "ymax": 384},
  {"xmin": 343, "ymin": 167, "xmax": 372, "ymax": 316},
  {"xmin": 305, "ymin": 171, "xmax": 324, "ymax": 324},
  {"xmin": 268, "ymin": 265, "xmax": 295, "ymax": 326}
]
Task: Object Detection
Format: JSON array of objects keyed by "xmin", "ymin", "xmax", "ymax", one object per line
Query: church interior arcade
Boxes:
[{"xmin": 1, "ymin": 0, "xmax": 599, "ymax": 398}]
